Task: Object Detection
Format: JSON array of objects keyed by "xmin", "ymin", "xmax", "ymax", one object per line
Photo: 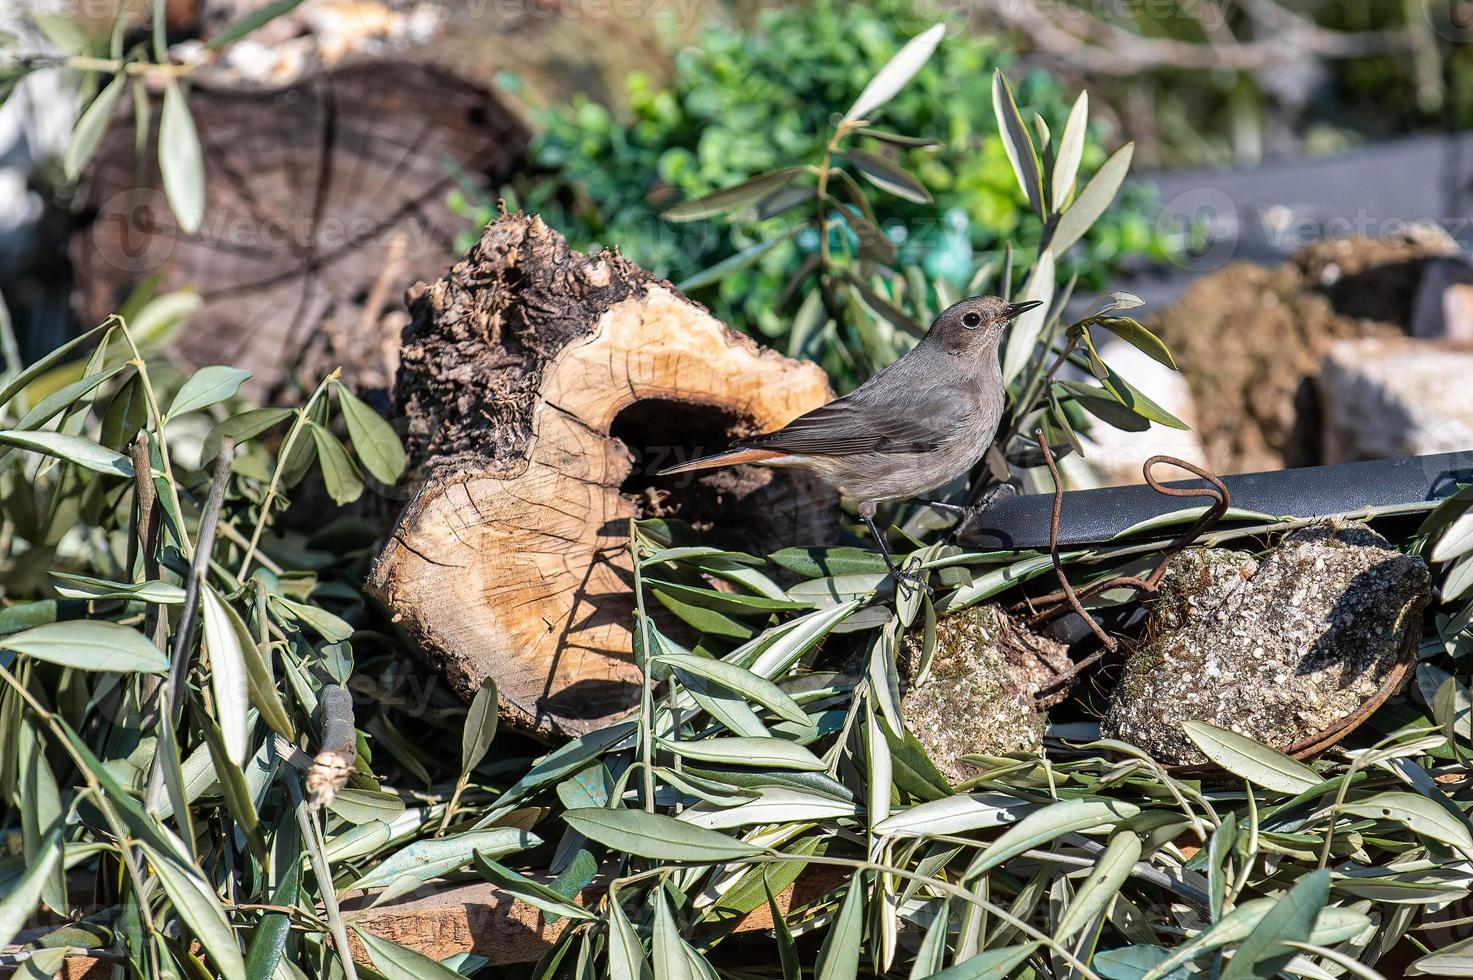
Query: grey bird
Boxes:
[{"xmin": 658, "ymin": 295, "xmax": 1041, "ymax": 592}]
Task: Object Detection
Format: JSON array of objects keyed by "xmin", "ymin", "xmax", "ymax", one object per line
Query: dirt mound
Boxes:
[{"xmin": 1147, "ymin": 232, "xmax": 1458, "ymax": 473}]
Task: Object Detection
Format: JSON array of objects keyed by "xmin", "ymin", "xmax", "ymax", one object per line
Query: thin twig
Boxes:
[
  {"xmin": 144, "ymin": 437, "xmax": 236, "ymax": 812},
  {"xmin": 292, "ymin": 776, "xmax": 359, "ymax": 980},
  {"xmin": 307, "ymin": 683, "xmax": 357, "ymax": 812},
  {"xmin": 1037, "ymin": 430, "xmax": 1117, "ymax": 653}
]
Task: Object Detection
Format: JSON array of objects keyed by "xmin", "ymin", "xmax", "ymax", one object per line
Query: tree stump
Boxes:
[
  {"xmin": 69, "ymin": 61, "xmax": 529, "ymax": 403},
  {"xmin": 368, "ymin": 213, "xmax": 837, "ymax": 736}
]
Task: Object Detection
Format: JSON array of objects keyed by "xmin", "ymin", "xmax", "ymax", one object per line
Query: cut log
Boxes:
[
  {"xmin": 368, "ymin": 213, "xmax": 837, "ymax": 736},
  {"xmin": 69, "ymin": 61, "xmax": 529, "ymax": 404}
]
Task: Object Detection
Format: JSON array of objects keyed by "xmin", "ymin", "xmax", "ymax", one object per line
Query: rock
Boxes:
[
  {"xmin": 1145, "ymin": 233, "xmax": 1453, "ymax": 473},
  {"xmin": 1315, "ymin": 336, "xmax": 1473, "ymax": 463},
  {"xmin": 1083, "ymin": 338, "xmax": 1212, "ymax": 486},
  {"xmin": 1410, "ymin": 256, "xmax": 1473, "ymax": 343},
  {"xmin": 899, "ymin": 605, "xmax": 1070, "ymax": 784},
  {"xmin": 1102, "ymin": 521, "xmax": 1429, "ymax": 765}
]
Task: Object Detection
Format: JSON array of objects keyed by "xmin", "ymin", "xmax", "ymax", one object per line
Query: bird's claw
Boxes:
[{"xmin": 893, "ymin": 567, "xmax": 935, "ymax": 599}]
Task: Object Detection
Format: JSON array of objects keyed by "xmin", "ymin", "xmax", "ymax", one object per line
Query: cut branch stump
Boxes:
[{"xmin": 368, "ymin": 213, "xmax": 837, "ymax": 735}]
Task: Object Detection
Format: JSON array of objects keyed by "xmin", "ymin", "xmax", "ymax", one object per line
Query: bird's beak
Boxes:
[{"xmin": 1003, "ymin": 300, "xmax": 1044, "ymax": 320}]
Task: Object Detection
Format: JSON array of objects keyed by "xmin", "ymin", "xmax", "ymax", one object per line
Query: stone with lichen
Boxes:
[
  {"xmin": 1102, "ymin": 520, "xmax": 1429, "ymax": 765},
  {"xmin": 899, "ymin": 604, "xmax": 1070, "ymax": 785}
]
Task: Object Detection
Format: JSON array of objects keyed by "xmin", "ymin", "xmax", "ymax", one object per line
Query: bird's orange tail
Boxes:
[{"xmin": 656, "ymin": 448, "xmax": 785, "ymax": 476}]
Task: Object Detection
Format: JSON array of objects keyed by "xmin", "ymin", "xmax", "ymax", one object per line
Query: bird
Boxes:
[{"xmin": 658, "ymin": 295, "xmax": 1041, "ymax": 593}]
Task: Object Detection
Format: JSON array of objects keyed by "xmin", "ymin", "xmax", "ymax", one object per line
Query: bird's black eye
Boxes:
[{"xmin": 962, "ymin": 311, "xmax": 982, "ymax": 329}]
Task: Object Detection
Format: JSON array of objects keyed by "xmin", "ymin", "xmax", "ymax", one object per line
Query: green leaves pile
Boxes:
[
  {"xmin": 451, "ymin": 487, "xmax": 1473, "ymax": 979},
  {"xmin": 0, "ymin": 310, "xmax": 432, "ymax": 978}
]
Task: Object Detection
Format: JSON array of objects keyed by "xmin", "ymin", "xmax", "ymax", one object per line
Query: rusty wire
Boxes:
[{"xmin": 1027, "ymin": 432, "xmax": 1231, "ymax": 704}]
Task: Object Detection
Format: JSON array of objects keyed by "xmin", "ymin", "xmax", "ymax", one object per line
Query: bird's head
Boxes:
[{"xmin": 928, "ymin": 295, "xmax": 1043, "ymax": 357}]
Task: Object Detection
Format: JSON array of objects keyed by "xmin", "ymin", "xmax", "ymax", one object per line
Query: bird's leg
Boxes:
[
  {"xmin": 915, "ymin": 499, "xmax": 970, "ymax": 516},
  {"xmin": 859, "ymin": 506, "xmax": 932, "ymax": 598}
]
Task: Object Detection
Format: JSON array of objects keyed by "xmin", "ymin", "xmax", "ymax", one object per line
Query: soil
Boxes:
[{"xmin": 1146, "ymin": 231, "xmax": 1459, "ymax": 473}]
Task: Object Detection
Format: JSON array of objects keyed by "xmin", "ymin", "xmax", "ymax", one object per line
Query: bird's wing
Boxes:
[{"xmin": 738, "ymin": 382, "xmax": 967, "ymax": 457}]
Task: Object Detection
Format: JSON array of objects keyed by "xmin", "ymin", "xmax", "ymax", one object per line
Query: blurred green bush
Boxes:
[{"xmin": 456, "ymin": 1, "xmax": 1173, "ymax": 349}]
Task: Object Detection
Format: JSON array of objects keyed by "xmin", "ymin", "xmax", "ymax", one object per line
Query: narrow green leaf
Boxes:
[
  {"xmin": 658, "ymin": 654, "xmax": 809, "ymax": 726},
  {"xmin": 651, "ymin": 887, "xmax": 719, "ymax": 980},
  {"xmin": 0, "ymin": 430, "xmax": 132, "ymax": 477},
  {"xmin": 1183, "ymin": 722, "xmax": 1320, "ymax": 794},
  {"xmin": 0, "ymin": 321, "xmax": 108, "ymax": 411},
  {"xmin": 1000, "ymin": 251, "xmax": 1055, "ymax": 384},
  {"xmin": 1219, "ymin": 869, "xmax": 1328, "ymax": 980},
  {"xmin": 0, "ymin": 826, "xmax": 62, "ymax": 946},
  {"xmin": 678, "ymin": 786, "xmax": 858, "ymax": 830},
  {"xmin": 1342, "ymin": 791, "xmax": 1473, "ymax": 856},
  {"xmin": 159, "ymin": 81, "xmax": 205, "ymax": 233},
  {"xmin": 815, "ymin": 878, "xmax": 865, "ymax": 980},
  {"xmin": 203, "ymin": 407, "xmax": 294, "ymax": 461},
  {"xmin": 845, "ymin": 23, "xmax": 945, "ymax": 121},
  {"xmin": 200, "ymin": 587, "xmax": 251, "ymax": 765},
  {"xmin": 336, "ymin": 383, "xmax": 406, "ymax": 484},
  {"xmin": 204, "ymin": 585, "xmax": 293, "ymax": 742},
  {"xmin": 1, "ymin": 620, "xmax": 166, "ymax": 673},
  {"xmin": 462, "ymin": 675, "xmax": 499, "ymax": 775},
  {"xmin": 50, "ymin": 572, "xmax": 185, "ymax": 604},
  {"xmin": 354, "ymin": 925, "xmax": 464, "ymax": 980},
  {"xmin": 1051, "ymin": 142, "xmax": 1134, "ymax": 255},
  {"xmin": 472, "ymin": 853, "xmax": 595, "ymax": 920},
  {"xmin": 309, "ymin": 423, "xmax": 364, "ymax": 505},
  {"xmin": 1433, "ymin": 510, "xmax": 1473, "ymax": 564},
  {"xmin": 243, "ymin": 815, "xmax": 300, "ymax": 978},
  {"xmin": 765, "ymin": 873, "xmax": 801, "ymax": 980},
  {"xmin": 196, "ymin": 710, "xmax": 265, "ymax": 862},
  {"xmin": 663, "ymin": 168, "xmax": 805, "ymax": 222},
  {"xmin": 844, "ymin": 149, "xmax": 932, "ymax": 204},
  {"xmin": 676, "ymin": 229, "xmax": 799, "ymax": 293},
  {"xmin": 351, "ymin": 829, "xmax": 539, "ymax": 891},
  {"xmin": 563, "ymin": 808, "xmax": 762, "ymax": 862},
  {"xmin": 931, "ymin": 943, "xmax": 1041, "ymax": 979},
  {"xmin": 656, "ymin": 735, "xmax": 825, "ymax": 771},
  {"xmin": 1095, "ymin": 317, "xmax": 1177, "ymax": 370},
  {"xmin": 205, "ymin": 0, "xmax": 304, "ymax": 49},
  {"xmin": 141, "ymin": 841, "xmax": 248, "ymax": 980},
  {"xmin": 992, "ymin": 71, "xmax": 1046, "ymax": 218},
  {"xmin": 1098, "ymin": 365, "xmax": 1190, "ymax": 430},
  {"xmin": 166, "ymin": 365, "xmax": 251, "ymax": 418},
  {"xmin": 64, "ymin": 72, "xmax": 126, "ymax": 181},
  {"xmin": 607, "ymin": 893, "xmax": 653, "ymax": 980},
  {"xmin": 1055, "ymin": 832, "xmax": 1139, "ymax": 941},
  {"xmin": 967, "ymin": 799, "xmax": 1140, "ymax": 876},
  {"xmin": 1051, "ymin": 91, "xmax": 1088, "ymax": 210},
  {"xmin": 16, "ymin": 718, "xmax": 64, "ymax": 914},
  {"xmin": 1055, "ymin": 379, "xmax": 1150, "ymax": 432}
]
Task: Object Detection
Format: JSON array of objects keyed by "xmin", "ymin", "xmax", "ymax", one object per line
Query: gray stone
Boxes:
[
  {"xmin": 1316, "ymin": 336, "xmax": 1473, "ymax": 463},
  {"xmin": 1411, "ymin": 256, "xmax": 1473, "ymax": 343},
  {"xmin": 1102, "ymin": 520, "xmax": 1428, "ymax": 765},
  {"xmin": 899, "ymin": 605, "xmax": 1070, "ymax": 785}
]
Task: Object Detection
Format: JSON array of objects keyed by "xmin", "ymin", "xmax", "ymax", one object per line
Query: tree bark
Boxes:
[
  {"xmin": 368, "ymin": 213, "xmax": 837, "ymax": 736},
  {"xmin": 69, "ymin": 60, "xmax": 529, "ymax": 405}
]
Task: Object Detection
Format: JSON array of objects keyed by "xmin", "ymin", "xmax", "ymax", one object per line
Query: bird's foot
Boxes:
[{"xmin": 892, "ymin": 565, "xmax": 935, "ymax": 600}]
